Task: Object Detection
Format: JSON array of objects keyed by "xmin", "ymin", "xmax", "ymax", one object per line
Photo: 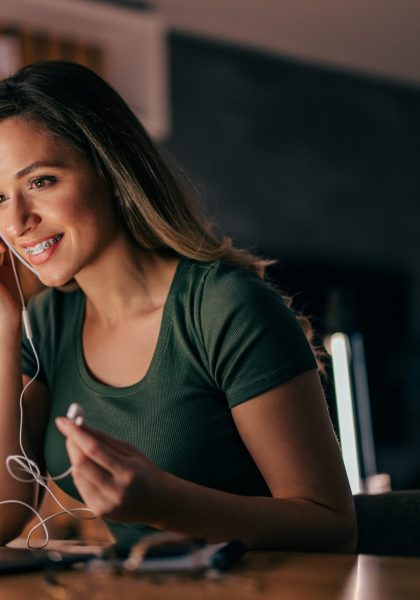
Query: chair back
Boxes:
[{"xmin": 354, "ymin": 491, "xmax": 420, "ymax": 556}]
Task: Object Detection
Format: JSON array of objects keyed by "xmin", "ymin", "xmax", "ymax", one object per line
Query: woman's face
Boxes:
[{"xmin": 0, "ymin": 117, "xmax": 119, "ymax": 287}]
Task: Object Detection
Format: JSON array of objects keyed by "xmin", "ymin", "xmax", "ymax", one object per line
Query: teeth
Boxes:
[{"xmin": 24, "ymin": 234, "xmax": 64, "ymax": 256}]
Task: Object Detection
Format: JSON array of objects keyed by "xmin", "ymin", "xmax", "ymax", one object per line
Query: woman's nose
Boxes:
[{"xmin": 4, "ymin": 195, "xmax": 40, "ymax": 239}]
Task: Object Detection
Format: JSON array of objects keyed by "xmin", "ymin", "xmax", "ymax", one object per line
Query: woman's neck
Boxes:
[{"xmin": 75, "ymin": 240, "xmax": 180, "ymax": 327}]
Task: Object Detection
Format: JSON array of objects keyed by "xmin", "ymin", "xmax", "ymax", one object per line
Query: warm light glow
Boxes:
[{"xmin": 330, "ymin": 332, "xmax": 362, "ymax": 494}]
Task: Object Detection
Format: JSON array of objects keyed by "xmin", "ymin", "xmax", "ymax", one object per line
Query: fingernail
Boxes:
[{"xmin": 55, "ymin": 417, "xmax": 69, "ymax": 429}]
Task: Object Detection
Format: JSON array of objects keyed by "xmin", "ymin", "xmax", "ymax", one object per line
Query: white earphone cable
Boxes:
[{"xmin": 1, "ymin": 249, "xmax": 96, "ymax": 549}]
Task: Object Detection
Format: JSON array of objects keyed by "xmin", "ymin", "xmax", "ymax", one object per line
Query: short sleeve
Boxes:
[{"xmin": 199, "ymin": 263, "xmax": 318, "ymax": 408}]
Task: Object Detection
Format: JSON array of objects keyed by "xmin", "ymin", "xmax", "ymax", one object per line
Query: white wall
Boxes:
[
  {"xmin": 149, "ymin": 0, "xmax": 420, "ymax": 88},
  {"xmin": 1, "ymin": 0, "xmax": 170, "ymax": 139}
]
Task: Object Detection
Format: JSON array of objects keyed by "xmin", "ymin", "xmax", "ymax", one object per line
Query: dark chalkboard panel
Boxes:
[
  {"xmin": 164, "ymin": 34, "xmax": 420, "ymax": 489},
  {"xmin": 165, "ymin": 33, "xmax": 420, "ymax": 267}
]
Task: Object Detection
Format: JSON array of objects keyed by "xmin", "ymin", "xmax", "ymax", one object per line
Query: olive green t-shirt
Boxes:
[{"xmin": 22, "ymin": 257, "xmax": 317, "ymax": 547}]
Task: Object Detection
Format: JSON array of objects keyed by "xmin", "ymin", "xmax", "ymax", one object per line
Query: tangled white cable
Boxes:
[{"xmin": 0, "ymin": 250, "xmax": 96, "ymax": 549}]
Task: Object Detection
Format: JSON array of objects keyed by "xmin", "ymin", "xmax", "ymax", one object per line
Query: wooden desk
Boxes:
[{"xmin": 1, "ymin": 552, "xmax": 420, "ymax": 599}]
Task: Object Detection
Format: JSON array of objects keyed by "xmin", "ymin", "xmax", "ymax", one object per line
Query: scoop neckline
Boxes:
[{"xmin": 75, "ymin": 256, "xmax": 188, "ymax": 396}]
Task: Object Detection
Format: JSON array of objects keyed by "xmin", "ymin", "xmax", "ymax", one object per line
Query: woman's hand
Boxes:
[
  {"xmin": 55, "ymin": 417, "xmax": 167, "ymax": 524},
  {"xmin": 0, "ymin": 241, "xmax": 22, "ymax": 335}
]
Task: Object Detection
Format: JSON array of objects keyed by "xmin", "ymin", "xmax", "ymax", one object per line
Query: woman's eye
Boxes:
[{"xmin": 30, "ymin": 176, "xmax": 57, "ymax": 190}]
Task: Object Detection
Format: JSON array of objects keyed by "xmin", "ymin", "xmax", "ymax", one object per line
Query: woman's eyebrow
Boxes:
[{"xmin": 15, "ymin": 161, "xmax": 65, "ymax": 180}]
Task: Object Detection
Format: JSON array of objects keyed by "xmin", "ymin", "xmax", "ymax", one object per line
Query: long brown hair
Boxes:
[{"xmin": 0, "ymin": 61, "xmax": 322, "ymax": 366}]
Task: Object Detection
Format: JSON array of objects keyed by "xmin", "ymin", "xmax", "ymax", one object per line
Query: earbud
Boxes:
[{"xmin": 66, "ymin": 403, "xmax": 85, "ymax": 426}]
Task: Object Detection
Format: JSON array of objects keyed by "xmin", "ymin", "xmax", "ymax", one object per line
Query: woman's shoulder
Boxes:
[
  {"xmin": 182, "ymin": 257, "xmax": 280, "ymax": 307},
  {"xmin": 179, "ymin": 257, "xmax": 286, "ymax": 327},
  {"xmin": 183, "ymin": 257, "xmax": 271, "ymax": 294},
  {"xmin": 181, "ymin": 259, "xmax": 317, "ymax": 404}
]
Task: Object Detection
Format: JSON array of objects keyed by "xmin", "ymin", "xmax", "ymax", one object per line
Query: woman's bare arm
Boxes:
[
  {"xmin": 152, "ymin": 370, "xmax": 356, "ymax": 551},
  {"xmin": 57, "ymin": 370, "xmax": 357, "ymax": 552}
]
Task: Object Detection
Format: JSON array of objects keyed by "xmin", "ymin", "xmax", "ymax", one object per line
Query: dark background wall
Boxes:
[{"xmin": 164, "ymin": 33, "xmax": 420, "ymax": 489}]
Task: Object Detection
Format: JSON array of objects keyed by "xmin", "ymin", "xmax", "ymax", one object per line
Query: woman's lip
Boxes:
[
  {"xmin": 24, "ymin": 235, "xmax": 64, "ymax": 266},
  {"xmin": 20, "ymin": 233, "xmax": 64, "ymax": 249}
]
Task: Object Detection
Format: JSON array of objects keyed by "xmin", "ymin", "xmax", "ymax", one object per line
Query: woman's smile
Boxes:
[{"xmin": 23, "ymin": 233, "xmax": 64, "ymax": 264}]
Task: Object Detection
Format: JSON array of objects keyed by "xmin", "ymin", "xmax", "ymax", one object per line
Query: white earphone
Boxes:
[{"xmin": 66, "ymin": 402, "xmax": 85, "ymax": 426}]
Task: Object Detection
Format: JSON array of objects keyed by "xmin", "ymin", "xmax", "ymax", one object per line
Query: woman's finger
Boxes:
[
  {"xmin": 67, "ymin": 438, "xmax": 113, "ymax": 488},
  {"xmin": 57, "ymin": 416, "xmax": 136, "ymax": 456},
  {"xmin": 71, "ymin": 467, "xmax": 108, "ymax": 516},
  {"xmin": 56, "ymin": 417, "xmax": 125, "ymax": 473},
  {"xmin": 71, "ymin": 463, "xmax": 129, "ymax": 519}
]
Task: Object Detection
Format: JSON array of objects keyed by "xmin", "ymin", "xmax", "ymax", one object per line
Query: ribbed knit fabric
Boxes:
[{"xmin": 22, "ymin": 257, "xmax": 317, "ymax": 547}]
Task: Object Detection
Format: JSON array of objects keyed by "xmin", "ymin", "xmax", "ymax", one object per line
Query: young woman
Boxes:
[{"xmin": 0, "ymin": 61, "xmax": 356, "ymax": 552}]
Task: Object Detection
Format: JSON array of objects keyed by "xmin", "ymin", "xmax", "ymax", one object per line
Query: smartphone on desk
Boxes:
[
  {"xmin": 0, "ymin": 546, "xmax": 98, "ymax": 575},
  {"xmin": 119, "ymin": 537, "xmax": 245, "ymax": 573}
]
